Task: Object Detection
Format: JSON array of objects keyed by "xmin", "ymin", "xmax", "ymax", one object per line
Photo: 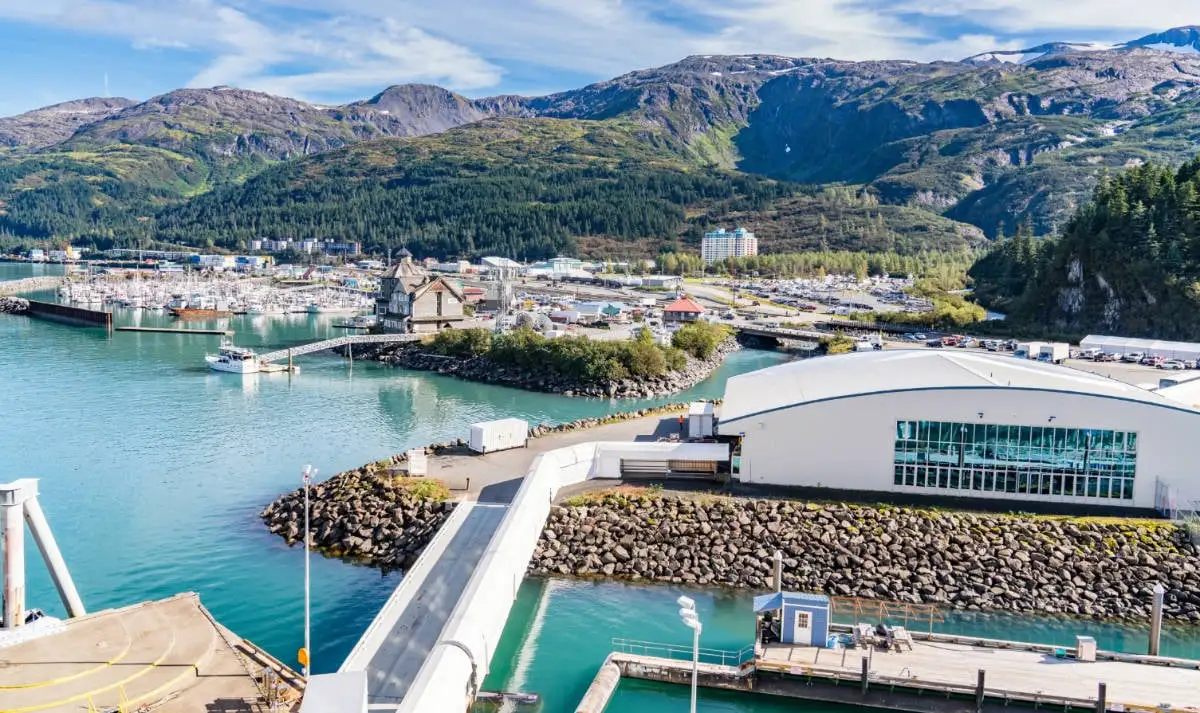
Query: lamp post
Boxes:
[
  {"xmin": 677, "ymin": 595, "xmax": 702, "ymax": 713},
  {"xmin": 300, "ymin": 464, "xmax": 316, "ymax": 679}
]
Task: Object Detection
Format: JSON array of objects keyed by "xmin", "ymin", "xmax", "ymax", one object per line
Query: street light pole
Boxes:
[
  {"xmin": 677, "ymin": 596, "xmax": 702, "ymax": 713},
  {"xmin": 302, "ymin": 464, "xmax": 316, "ymax": 679}
]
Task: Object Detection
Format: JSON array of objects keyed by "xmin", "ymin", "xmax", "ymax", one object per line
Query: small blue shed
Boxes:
[{"xmin": 753, "ymin": 591, "xmax": 831, "ymax": 647}]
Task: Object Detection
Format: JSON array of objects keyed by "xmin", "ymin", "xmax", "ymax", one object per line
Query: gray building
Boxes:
[{"xmin": 376, "ymin": 251, "xmax": 466, "ymax": 334}]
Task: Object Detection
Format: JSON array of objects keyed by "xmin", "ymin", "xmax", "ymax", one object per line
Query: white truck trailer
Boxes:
[
  {"xmin": 468, "ymin": 418, "xmax": 529, "ymax": 454},
  {"xmin": 1037, "ymin": 342, "xmax": 1070, "ymax": 365},
  {"xmin": 1013, "ymin": 341, "xmax": 1046, "ymax": 360}
]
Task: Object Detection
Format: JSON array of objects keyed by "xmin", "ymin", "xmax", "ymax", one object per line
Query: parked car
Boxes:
[
  {"xmin": 1096, "ymin": 351, "xmax": 1119, "ymax": 362},
  {"xmin": 926, "ymin": 339, "xmax": 943, "ymax": 348},
  {"xmin": 1122, "ymin": 352, "xmax": 1144, "ymax": 363},
  {"xmin": 914, "ymin": 333, "xmax": 928, "ymax": 341},
  {"xmin": 903, "ymin": 333, "xmax": 919, "ymax": 341},
  {"xmin": 1160, "ymin": 359, "xmax": 1186, "ymax": 370},
  {"xmin": 1141, "ymin": 355, "xmax": 1164, "ymax": 367}
]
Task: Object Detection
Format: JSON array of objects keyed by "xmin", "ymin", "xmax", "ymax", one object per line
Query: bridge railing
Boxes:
[
  {"xmin": 257, "ymin": 333, "xmax": 420, "ymax": 362},
  {"xmin": 611, "ymin": 638, "xmax": 755, "ymax": 667}
]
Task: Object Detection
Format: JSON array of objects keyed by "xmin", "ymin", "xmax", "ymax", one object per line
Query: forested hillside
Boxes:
[
  {"xmin": 148, "ymin": 119, "xmax": 985, "ymax": 260},
  {"xmin": 969, "ymin": 157, "xmax": 1200, "ymax": 337}
]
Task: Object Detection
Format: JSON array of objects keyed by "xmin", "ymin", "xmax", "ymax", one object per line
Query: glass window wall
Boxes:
[{"xmin": 893, "ymin": 420, "xmax": 1136, "ymax": 500}]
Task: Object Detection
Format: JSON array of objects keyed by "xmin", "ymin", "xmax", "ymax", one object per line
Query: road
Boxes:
[{"xmin": 363, "ymin": 503, "xmax": 509, "ymax": 707}]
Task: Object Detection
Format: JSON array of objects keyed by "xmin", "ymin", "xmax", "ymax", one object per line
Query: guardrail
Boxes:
[{"xmin": 611, "ymin": 638, "xmax": 755, "ymax": 667}]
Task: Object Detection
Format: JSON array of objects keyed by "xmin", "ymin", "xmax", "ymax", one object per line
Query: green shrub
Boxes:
[{"xmin": 671, "ymin": 320, "xmax": 731, "ymax": 359}]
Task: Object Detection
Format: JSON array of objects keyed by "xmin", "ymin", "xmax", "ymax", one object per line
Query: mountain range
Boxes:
[{"xmin": 4, "ymin": 26, "xmax": 1200, "ymax": 260}]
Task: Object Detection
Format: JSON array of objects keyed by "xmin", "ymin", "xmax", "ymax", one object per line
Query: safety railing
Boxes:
[{"xmin": 611, "ymin": 638, "xmax": 755, "ymax": 667}]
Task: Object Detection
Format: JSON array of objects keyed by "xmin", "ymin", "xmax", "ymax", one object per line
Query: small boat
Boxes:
[
  {"xmin": 205, "ymin": 339, "xmax": 261, "ymax": 374},
  {"xmin": 172, "ymin": 307, "xmax": 233, "ymax": 319}
]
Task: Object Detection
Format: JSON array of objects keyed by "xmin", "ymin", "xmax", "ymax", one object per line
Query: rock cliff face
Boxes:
[{"xmin": 531, "ymin": 494, "xmax": 1200, "ymax": 621}]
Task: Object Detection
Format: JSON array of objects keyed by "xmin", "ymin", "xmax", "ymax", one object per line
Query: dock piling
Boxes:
[
  {"xmin": 1149, "ymin": 583, "xmax": 1165, "ymax": 656},
  {"xmin": 1095, "ymin": 682, "xmax": 1106, "ymax": 713},
  {"xmin": 860, "ymin": 657, "xmax": 869, "ymax": 696},
  {"xmin": 975, "ymin": 669, "xmax": 985, "ymax": 712}
]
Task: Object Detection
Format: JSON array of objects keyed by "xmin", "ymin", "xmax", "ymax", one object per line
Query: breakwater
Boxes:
[
  {"xmin": 261, "ymin": 465, "xmax": 456, "ymax": 572},
  {"xmin": 0, "ymin": 296, "xmax": 28, "ymax": 314},
  {"xmin": 259, "ymin": 403, "xmax": 706, "ymax": 567},
  {"xmin": 0, "ymin": 275, "xmax": 62, "ymax": 296},
  {"xmin": 347, "ymin": 336, "xmax": 741, "ymax": 398},
  {"xmin": 529, "ymin": 493, "xmax": 1200, "ymax": 622},
  {"xmin": 25, "ymin": 299, "xmax": 112, "ymax": 328}
]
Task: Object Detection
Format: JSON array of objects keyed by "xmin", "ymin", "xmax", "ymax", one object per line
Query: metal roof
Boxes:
[
  {"xmin": 720, "ymin": 349, "xmax": 1189, "ymax": 425},
  {"xmin": 1080, "ymin": 335, "xmax": 1200, "ymax": 358},
  {"xmin": 753, "ymin": 592, "xmax": 830, "ymax": 612}
]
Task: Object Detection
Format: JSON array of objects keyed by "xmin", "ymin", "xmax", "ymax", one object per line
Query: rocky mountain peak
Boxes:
[
  {"xmin": 1120, "ymin": 26, "xmax": 1200, "ymax": 53},
  {"xmin": 0, "ymin": 97, "xmax": 136, "ymax": 149}
]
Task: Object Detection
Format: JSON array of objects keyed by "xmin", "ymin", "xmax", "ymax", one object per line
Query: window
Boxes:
[
  {"xmin": 894, "ymin": 420, "xmax": 1136, "ymax": 500},
  {"xmin": 794, "ymin": 611, "xmax": 810, "ymax": 629}
]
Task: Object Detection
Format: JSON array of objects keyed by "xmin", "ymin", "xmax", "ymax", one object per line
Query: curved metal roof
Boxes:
[{"xmin": 719, "ymin": 349, "xmax": 1191, "ymax": 425}]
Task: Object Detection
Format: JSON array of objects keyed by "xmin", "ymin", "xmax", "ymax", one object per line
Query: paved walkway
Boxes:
[
  {"xmin": 362, "ymin": 503, "xmax": 508, "ymax": 708},
  {"xmin": 428, "ymin": 414, "xmax": 682, "ymax": 499}
]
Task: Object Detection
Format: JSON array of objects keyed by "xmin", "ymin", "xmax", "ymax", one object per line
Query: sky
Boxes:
[{"xmin": 0, "ymin": 0, "xmax": 1196, "ymax": 116}]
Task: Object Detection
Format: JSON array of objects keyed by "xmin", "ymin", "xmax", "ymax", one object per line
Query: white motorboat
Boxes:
[{"xmin": 205, "ymin": 340, "xmax": 261, "ymax": 374}]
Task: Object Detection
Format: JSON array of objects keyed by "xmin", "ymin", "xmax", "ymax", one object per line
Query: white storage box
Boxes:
[{"xmin": 469, "ymin": 418, "xmax": 529, "ymax": 454}]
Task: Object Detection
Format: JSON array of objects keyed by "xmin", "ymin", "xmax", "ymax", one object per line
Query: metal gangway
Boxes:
[{"xmin": 257, "ymin": 333, "xmax": 421, "ymax": 363}]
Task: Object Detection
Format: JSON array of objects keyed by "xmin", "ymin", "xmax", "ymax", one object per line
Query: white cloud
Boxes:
[
  {"xmin": 884, "ymin": 1, "xmax": 1198, "ymax": 33},
  {"xmin": 0, "ymin": 0, "xmax": 502, "ymax": 101},
  {"xmin": 0, "ymin": 0, "xmax": 1193, "ymax": 108}
]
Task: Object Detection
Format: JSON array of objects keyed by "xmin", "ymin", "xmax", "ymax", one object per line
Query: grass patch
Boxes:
[{"xmin": 392, "ymin": 478, "xmax": 452, "ymax": 502}]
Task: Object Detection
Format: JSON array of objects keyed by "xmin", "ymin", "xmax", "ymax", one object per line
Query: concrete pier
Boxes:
[
  {"xmin": 0, "ymin": 593, "xmax": 301, "ymax": 713},
  {"xmin": 609, "ymin": 633, "xmax": 1200, "ymax": 713},
  {"xmin": 116, "ymin": 326, "xmax": 234, "ymax": 335}
]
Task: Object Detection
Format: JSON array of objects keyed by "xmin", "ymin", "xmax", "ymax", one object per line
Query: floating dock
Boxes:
[
  {"xmin": 116, "ymin": 326, "xmax": 235, "ymax": 335},
  {"xmin": 603, "ymin": 629, "xmax": 1200, "ymax": 713},
  {"xmin": 0, "ymin": 593, "xmax": 303, "ymax": 713}
]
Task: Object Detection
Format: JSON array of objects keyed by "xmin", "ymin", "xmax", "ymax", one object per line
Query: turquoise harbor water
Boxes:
[
  {"xmin": 4, "ymin": 263, "xmax": 1200, "ymax": 713},
  {"xmin": 0, "ymin": 263, "xmax": 785, "ymax": 674}
]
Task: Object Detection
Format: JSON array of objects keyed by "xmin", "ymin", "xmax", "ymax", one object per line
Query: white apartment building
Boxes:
[{"xmin": 702, "ymin": 227, "xmax": 758, "ymax": 264}]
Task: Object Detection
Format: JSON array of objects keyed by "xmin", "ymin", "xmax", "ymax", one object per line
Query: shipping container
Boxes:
[{"xmin": 468, "ymin": 418, "xmax": 529, "ymax": 454}]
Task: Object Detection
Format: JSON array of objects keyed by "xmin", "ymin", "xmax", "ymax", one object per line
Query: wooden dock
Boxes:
[
  {"xmin": 608, "ymin": 633, "xmax": 1200, "ymax": 713},
  {"xmin": 115, "ymin": 326, "xmax": 234, "ymax": 335}
]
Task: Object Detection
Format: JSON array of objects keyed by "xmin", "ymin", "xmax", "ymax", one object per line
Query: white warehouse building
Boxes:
[{"xmin": 718, "ymin": 350, "xmax": 1200, "ymax": 511}]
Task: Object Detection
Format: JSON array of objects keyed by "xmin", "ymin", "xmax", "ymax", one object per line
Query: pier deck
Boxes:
[
  {"xmin": 760, "ymin": 639, "xmax": 1199, "ymax": 711},
  {"xmin": 611, "ymin": 638, "xmax": 1200, "ymax": 713},
  {"xmin": 0, "ymin": 593, "xmax": 297, "ymax": 713},
  {"xmin": 115, "ymin": 326, "xmax": 234, "ymax": 335}
]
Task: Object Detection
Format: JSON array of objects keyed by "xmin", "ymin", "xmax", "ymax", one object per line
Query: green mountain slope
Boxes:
[
  {"xmin": 5, "ymin": 35, "xmax": 1200, "ymax": 256},
  {"xmin": 149, "ymin": 118, "xmax": 985, "ymax": 259}
]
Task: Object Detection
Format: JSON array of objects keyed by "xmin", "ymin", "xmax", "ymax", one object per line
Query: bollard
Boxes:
[
  {"xmin": 975, "ymin": 669, "xmax": 985, "ymax": 713},
  {"xmin": 860, "ymin": 657, "xmax": 869, "ymax": 695},
  {"xmin": 1149, "ymin": 583, "xmax": 1165, "ymax": 656},
  {"xmin": 1095, "ymin": 682, "xmax": 1106, "ymax": 713}
]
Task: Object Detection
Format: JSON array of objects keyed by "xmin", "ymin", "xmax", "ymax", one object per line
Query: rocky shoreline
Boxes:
[
  {"xmin": 529, "ymin": 493, "xmax": 1200, "ymax": 621},
  {"xmin": 259, "ymin": 403, "xmax": 704, "ymax": 567},
  {"xmin": 0, "ymin": 296, "xmax": 28, "ymax": 314},
  {"xmin": 345, "ymin": 336, "xmax": 741, "ymax": 398},
  {"xmin": 261, "ymin": 463, "xmax": 456, "ymax": 572}
]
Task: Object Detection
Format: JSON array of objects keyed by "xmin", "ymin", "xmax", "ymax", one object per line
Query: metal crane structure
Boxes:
[{"xmin": 1, "ymin": 479, "xmax": 86, "ymax": 629}]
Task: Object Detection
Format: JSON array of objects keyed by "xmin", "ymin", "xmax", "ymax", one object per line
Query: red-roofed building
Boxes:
[{"xmin": 663, "ymin": 296, "xmax": 706, "ymax": 324}]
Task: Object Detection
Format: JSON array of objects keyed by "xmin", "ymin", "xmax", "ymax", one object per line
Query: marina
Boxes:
[{"xmin": 4, "ymin": 262, "xmax": 1200, "ymax": 713}]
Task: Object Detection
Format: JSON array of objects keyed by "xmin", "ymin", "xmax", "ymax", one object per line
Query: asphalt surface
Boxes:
[{"xmin": 364, "ymin": 503, "xmax": 508, "ymax": 707}]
